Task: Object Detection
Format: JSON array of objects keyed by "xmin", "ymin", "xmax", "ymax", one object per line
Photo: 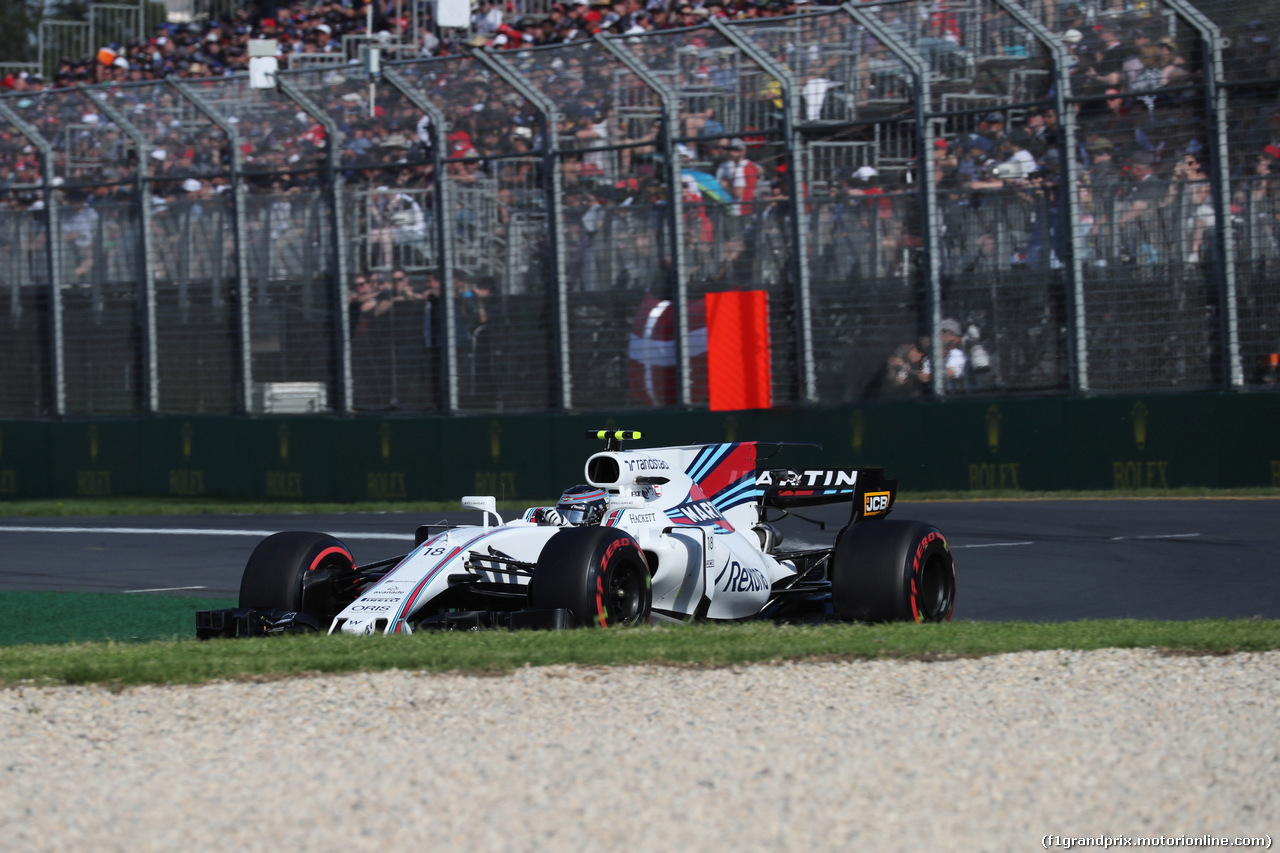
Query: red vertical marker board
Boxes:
[{"xmin": 705, "ymin": 290, "xmax": 771, "ymax": 411}]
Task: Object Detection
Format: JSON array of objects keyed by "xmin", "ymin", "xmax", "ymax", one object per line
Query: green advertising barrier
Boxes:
[
  {"xmin": 0, "ymin": 421, "xmax": 49, "ymax": 499},
  {"xmin": 49, "ymin": 420, "xmax": 143, "ymax": 499},
  {"xmin": 1, "ymin": 393, "xmax": 1278, "ymax": 504}
]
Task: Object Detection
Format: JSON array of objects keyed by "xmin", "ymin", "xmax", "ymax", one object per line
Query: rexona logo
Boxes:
[
  {"xmin": 756, "ymin": 469, "xmax": 858, "ymax": 489},
  {"xmin": 864, "ymin": 491, "xmax": 891, "ymax": 514}
]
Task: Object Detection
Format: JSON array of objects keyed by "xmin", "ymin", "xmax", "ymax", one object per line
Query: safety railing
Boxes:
[{"xmin": 1, "ymin": 1, "xmax": 1277, "ymax": 419}]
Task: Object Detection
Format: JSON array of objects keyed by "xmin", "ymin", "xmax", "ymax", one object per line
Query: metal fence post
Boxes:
[
  {"xmin": 86, "ymin": 90, "xmax": 159, "ymax": 413},
  {"xmin": 1163, "ymin": 0, "xmax": 1242, "ymax": 389},
  {"xmin": 169, "ymin": 77, "xmax": 255, "ymax": 414},
  {"xmin": 840, "ymin": 4, "xmax": 944, "ymax": 398},
  {"xmin": 473, "ymin": 47, "xmax": 573, "ymax": 411},
  {"xmin": 992, "ymin": 0, "xmax": 1088, "ymax": 394},
  {"xmin": 593, "ymin": 33, "xmax": 693, "ymax": 407},
  {"xmin": 277, "ymin": 77, "xmax": 355, "ymax": 414},
  {"xmin": 713, "ymin": 19, "xmax": 817, "ymax": 405},
  {"xmin": 0, "ymin": 102, "xmax": 65, "ymax": 416},
  {"xmin": 384, "ymin": 66, "xmax": 460, "ymax": 413}
]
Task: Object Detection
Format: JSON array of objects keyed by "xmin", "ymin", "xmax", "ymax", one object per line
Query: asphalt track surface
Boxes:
[{"xmin": 0, "ymin": 498, "xmax": 1276, "ymax": 621}]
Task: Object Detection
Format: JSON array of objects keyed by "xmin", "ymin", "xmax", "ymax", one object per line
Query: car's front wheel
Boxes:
[
  {"xmin": 528, "ymin": 527, "xmax": 652, "ymax": 627},
  {"xmin": 239, "ymin": 531, "xmax": 356, "ymax": 630}
]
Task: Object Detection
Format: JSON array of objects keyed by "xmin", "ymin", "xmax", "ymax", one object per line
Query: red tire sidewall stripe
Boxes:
[
  {"xmin": 309, "ymin": 545, "xmax": 353, "ymax": 572},
  {"xmin": 909, "ymin": 531, "xmax": 953, "ymax": 623},
  {"xmin": 596, "ymin": 535, "xmax": 634, "ymax": 628}
]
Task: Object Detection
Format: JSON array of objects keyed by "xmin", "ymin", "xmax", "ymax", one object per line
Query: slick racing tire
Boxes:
[
  {"xmin": 528, "ymin": 527, "xmax": 652, "ymax": 628},
  {"xmin": 239, "ymin": 531, "xmax": 356, "ymax": 630},
  {"xmin": 829, "ymin": 520, "xmax": 955, "ymax": 623}
]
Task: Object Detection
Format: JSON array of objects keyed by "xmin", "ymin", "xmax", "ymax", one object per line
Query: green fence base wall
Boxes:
[{"xmin": 2, "ymin": 393, "xmax": 1278, "ymax": 503}]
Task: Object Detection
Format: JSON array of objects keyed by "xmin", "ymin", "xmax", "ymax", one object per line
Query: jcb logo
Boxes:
[{"xmin": 864, "ymin": 492, "xmax": 890, "ymax": 514}]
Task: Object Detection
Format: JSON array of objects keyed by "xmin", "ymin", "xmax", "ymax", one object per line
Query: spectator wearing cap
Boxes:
[
  {"xmin": 1023, "ymin": 107, "xmax": 1049, "ymax": 150},
  {"xmin": 716, "ymin": 138, "xmax": 761, "ymax": 224},
  {"xmin": 314, "ymin": 23, "xmax": 338, "ymax": 53},
  {"xmin": 1084, "ymin": 136, "xmax": 1119, "ymax": 188},
  {"xmin": 977, "ymin": 112, "xmax": 1007, "ymax": 148},
  {"xmin": 999, "ymin": 132, "xmax": 1037, "ymax": 180},
  {"xmin": 1118, "ymin": 150, "xmax": 1169, "ymax": 226},
  {"xmin": 939, "ymin": 318, "xmax": 967, "ymax": 390}
]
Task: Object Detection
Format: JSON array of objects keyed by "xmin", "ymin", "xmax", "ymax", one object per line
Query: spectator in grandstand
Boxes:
[
  {"xmin": 1073, "ymin": 174, "xmax": 1102, "ymax": 266},
  {"xmin": 1228, "ymin": 19, "xmax": 1279, "ymax": 85},
  {"xmin": 1082, "ymin": 87, "xmax": 1139, "ymax": 151},
  {"xmin": 1113, "ymin": 151, "xmax": 1168, "ymax": 268},
  {"xmin": 473, "ymin": 0, "xmax": 504, "ymax": 34},
  {"xmin": 684, "ymin": 99, "xmax": 727, "ymax": 145},
  {"xmin": 940, "ymin": 318, "xmax": 967, "ymax": 391},
  {"xmin": 348, "ymin": 273, "xmax": 381, "ymax": 332},
  {"xmin": 1085, "ymin": 24, "xmax": 1126, "ymax": 90},
  {"xmin": 388, "ymin": 267, "xmax": 424, "ymax": 303},
  {"xmin": 1128, "ymin": 45, "xmax": 1166, "ymax": 118},
  {"xmin": 1155, "ymin": 35, "xmax": 1187, "ymax": 87},
  {"xmin": 1023, "ymin": 106, "xmax": 1055, "ymax": 158},
  {"xmin": 999, "ymin": 132, "xmax": 1037, "ymax": 180},
  {"xmin": 1084, "ymin": 136, "xmax": 1120, "ymax": 190},
  {"xmin": 1172, "ymin": 152, "xmax": 1214, "ymax": 265},
  {"xmin": 716, "ymin": 138, "xmax": 760, "ymax": 230},
  {"xmin": 453, "ymin": 273, "xmax": 490, "ymax": 348},
  {"xmin": 885, "ymin": 340, "xmax": 930, "ymax": 397},
  {"xmin": 918, "ymin": 0, "xmax": 963, "ymax": 74}
]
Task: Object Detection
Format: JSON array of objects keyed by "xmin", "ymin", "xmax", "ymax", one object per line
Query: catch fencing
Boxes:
[{"xmin": 2, "ymin": 0, "xmax": 1278, "ymax": 418}]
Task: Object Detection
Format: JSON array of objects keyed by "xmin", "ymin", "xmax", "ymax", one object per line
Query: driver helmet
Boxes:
[{"xmin": 556, "ymin": 485, "xmax": 608, "ymax": 526}]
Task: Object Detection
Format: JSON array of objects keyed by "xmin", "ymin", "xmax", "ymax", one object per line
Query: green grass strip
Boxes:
[
  {"xmin": 2, "ymin": 619, "xmax": 1277, "ymax": 688},
  {"xmin": 0, "ymin": 592, "xmax": 238, "ymax": 646}
]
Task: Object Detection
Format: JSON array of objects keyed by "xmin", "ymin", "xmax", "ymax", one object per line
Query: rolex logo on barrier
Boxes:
[
  {"xmin": 724, "ymin": 414, "xmax": 738, "ymax": 442},
  {"xmin": 851, "ymin": 410, "xmax": 865, "ymax": 454},
  {"xmin": 986, "ymin": 405, "xmax": 1001, "ymax": 453},
  {"xmin": 381, "ymin": 422, "xmax": 392, "ymax": 461},
  {"xmin": 170, "ymin": 420, "xmax": 204, "ymax": 497},
  {"xmin": 489, "ymin": 420, "xmax": 501, "ymax": 462},
  {"xmin": 1132, "ymin": 401, "xmax": 1148, "ymax": 451},
  {"xmin": 267, "ymin": 424, "xmax": 301, "ymax": 497},
  {"xmin": 78, "ymin": 425, "xmax": 110, "ymax": 496}
]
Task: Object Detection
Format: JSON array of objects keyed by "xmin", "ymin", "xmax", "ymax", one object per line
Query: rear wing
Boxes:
[{"xmin": 757, "ymin": 467, "xmax": 898, "ymax": 523}]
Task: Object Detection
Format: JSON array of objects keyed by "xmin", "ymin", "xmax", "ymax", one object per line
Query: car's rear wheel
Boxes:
[
  {"xmin": 239, "ymin": 531, "xmax": 356, "ymax": 630},
  {"xmin": 829, "ymin": 520, "xmax": 955, "ymax": 622},
  {"xmin": 528, "ymin": 527, "xmax": 652, "ymax": 628}
]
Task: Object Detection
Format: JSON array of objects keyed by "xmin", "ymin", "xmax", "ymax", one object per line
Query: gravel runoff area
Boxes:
[{"xmin": 2, "ymin": 649, "xmax": 1277, "ymax": 852}]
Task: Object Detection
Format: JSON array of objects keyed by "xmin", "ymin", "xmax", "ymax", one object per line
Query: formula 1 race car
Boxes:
[{"xmin": 197, "ymin": 431, "xmax": 955, "ymax": 637}]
